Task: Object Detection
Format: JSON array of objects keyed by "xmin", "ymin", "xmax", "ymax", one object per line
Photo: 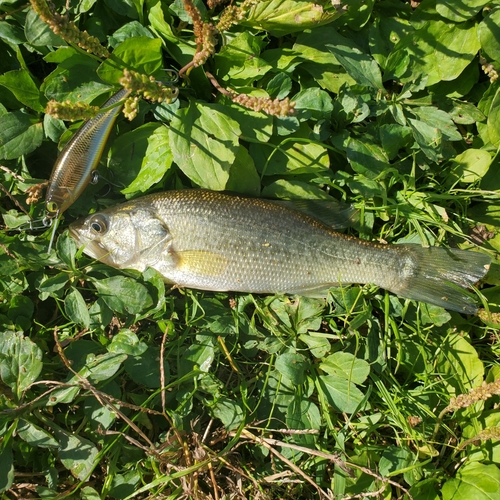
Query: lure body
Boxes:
[{"xmin": 45, "ymin": 88, "xmax": 131, "ymax": 217}]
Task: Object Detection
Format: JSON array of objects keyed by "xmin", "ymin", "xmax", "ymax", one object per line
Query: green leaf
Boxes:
[
  {"xmin": 379, "ymin": 123, "xmax": 413, "ymax": 160},
  {"xmin": 486, "ymin": 88, "xmax": 500, "ymax": 147},
  {"xmin": 409, "ymin": 107, "xmax": 462, "ymax": 142},
  {"xmin": 368, "ymin": 4, "xmax": 413, "ymax": 69},
  {"xmin": 326, "ymin": 39, "xmax": 384, "ymax": 89},
  {"xmin": 286, "ymin": 398, "xmax": 321, "ymax": 445},
  {"xmin": 442, "ymin": 462, "xmax": 500, "ymax": 500},
  {"xmin": 318, "ymin": 374, "xmax": 366, "ymax": 414},
  {"xmin": 244, "ymin": 0, "xmax": 343, "ymax": 36},
  {"xmin": 407, "ymin": 117, "xmax": 442, "ymax": 162},
  {"xmin": 0, "ymin": 331, "xmax": 43, "ymax": 400},
  {"xmin": 293, "ymin": 88, "xmax": 334, "ymax": 121},
  {"xmin": 211, "ymin": 397, "xmax": 244, "ymax": 431},
  {"xmin": 121, "ymin": 124, "xmax": 173, "ymax": 196},
  {"xmin": 226, "ymin": 145, "xmax": 261, "ymax": 196},
  {"xmin": 215, "ymin": 31, "xmax": 272, "ymax": 84},
  {"xmin": 438, "ymin": 333, "xmax": 484, "ymax": 395},
  {"xmin": 108, "ymin": 21, "xmax": 154, "ymax": 48},
  {"xmin": 0, "ymin": 21, "xmax": 25, "ymax": 45},
  {"xmin": 24, "ymin": 8, "xmax": 66, "ymax": 47},
  {"xmin": 56, "ymin": 429, "xmax": 99, "ymax": 481},
  {"xmin": 0, "ymin": 69, "xmax": 44, "ymax": 111},
  {"xmin": 436, "ymin": 0, "xmax": 489, "ymax": 22},
  {"xmin": 38, "ymin": 273, "xmax": 69, "ymax": 293},
  {"xmin": 419, "ymin": 303, "xmax": 451, "ymax": 327},
  {"xmin": 385, "ymin": 20, "xmax": 481, "ymax": 86},
  {"xmin": 0, "ymin": 111, "xmax": 43, "ymax": 160},
  {"xmin": 93, "ymin": 276, "xmax": 154, "ymax": 315},
  {"xmin": 379, "ymin": 445, "xmax": 412, "ymax": 476},
  {"xmin": 108, "ymin": 329, "xmax": 148, "ymax": 356},
  {"xmin": 97, "ymin": 37, "xmax": 163, "ymax": 84},
  {"xmin": 343, "ymin": 0, "xmax": 375, "ymax": 29},
  {"xmin": 107, "ymin": 471, "xmax": 141, "ymax": 499},
  {"xmin": 346, "ymin": 136, "xmax": 389, "ymax": 178},
  {"xmin": 0, "ymin": 443, "xmax": 14, "ymax": 493},
  {"xmin": 320, "ymin": 352, "xmax": 370, "ymax": 385},
  {"xmin": 449, "ymin": 149, "xmax": 492, "ymax": 184},
  {"xmin": 299, "ymin": 333, "xmax": 331, "ymax": 358},
  {"xmin": 267, "ymin": 72, "xmax": 292, "ymax": 99},
  {"xmin": 479, "ymin": 9, "xmax": 500, "ymax": 62},
  {"xmin": 275, "ymin": 351, "xmax": 309, "ymax": 385},
  {"xmin": 64, "ymin": 288, "xmax": 91, "ymax": 329},
  {"xmin": 56, "ymin": 231, "xmax": 77, "ymax": 271},
  {"xmin": 124, "ymin": 346, "xmax": 168, "ymax": 388},
  {"xmin": 179, "ymin": 341, "xmax": 215, "ymax": 375},
  {"xmin": 169, "ymin": 101, "xmax": 241, "ymax": 190},
  {"xmin": 259, "ymin": 140, "xmax": 330, "ymax": 176},
  {"xmin": 222, "ymin": 102, "xmax": 273, "ymax": 143},
  {"xmin": 83, "ymin": 382, "xmax": 120, "ymax": 430},
  {"xmin": 109, "ymin": 122, "xmax": 161, "ymax": 191},
  {"xmin": 78, "ymin": 352, "xmax": 128, "ymax": 383},
  {"xmin": 17, "ymin": 420, "xmax": 59, "ymax": 448},
  {"xmin": 42, "ymin": 54, "xmax": 110, "ymax": 104}
]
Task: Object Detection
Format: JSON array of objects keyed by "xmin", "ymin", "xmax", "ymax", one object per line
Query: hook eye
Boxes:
[
  {"xmin": 159, "ymin": 68, "xmax": 179, "ymax": 84},
  {"xmin": 15, "ymin": 217, "xmax": 53, "ymax": 232},
  {"xmin": 90, "ymin": 171, "xmax": 99, "ymax": 185}
]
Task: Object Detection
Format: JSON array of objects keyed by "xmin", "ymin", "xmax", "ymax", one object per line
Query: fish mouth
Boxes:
[{"xmin": 68, "ymin": 223, "xmax": 107, "ymax": 261}]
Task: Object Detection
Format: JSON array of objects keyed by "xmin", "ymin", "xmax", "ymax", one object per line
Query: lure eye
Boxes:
[
  {"xmin": 89, "ymin": 215, "xmax": 108, "ymax": 234},
  {"xmin": 46, "ymin": 201, "xmax": 59, "ymax": 214}
]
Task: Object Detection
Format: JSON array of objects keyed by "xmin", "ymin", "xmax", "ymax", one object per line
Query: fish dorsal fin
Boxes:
[
  {"xmin": 177, "ymin": 250, "xmax": 228, "ymax": 277},
  {"xmin": 275, "ymin": 199, "xmax": 359, "ymax": 229}
]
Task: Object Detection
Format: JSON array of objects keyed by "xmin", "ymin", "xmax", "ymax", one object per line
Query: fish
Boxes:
[
  {"xmin": 45, "ymin": 87, "xmax": 132, "ymax": 218},
  {"xmin": 69, "ymin": 189, "xmax": 491, "ymax": 314}
]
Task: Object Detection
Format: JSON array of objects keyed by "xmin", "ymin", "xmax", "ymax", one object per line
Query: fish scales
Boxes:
[
  {"xmin": 146, "ymin": 190, "xmax": 403, "ymax": 294},
  {"xmin": 69, "ymin": 189, "xmax": 491, "ymax": 313}
]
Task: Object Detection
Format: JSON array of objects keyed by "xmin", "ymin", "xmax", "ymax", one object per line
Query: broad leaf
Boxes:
[
  {"xmin": 244, "ymin": 0, "xmax": 343, "ymax": 36},
  {"xmin": 93, "ymin": 276, "xmax": 154, "ymax": 315},
  {"xmin": 385, "ymin": 20, "xmax": 480, "ymax": 86},
  {"xmin": 0, "ymin": 69, "xmax": 44, "ymax": 111},
  {"xmin": 121, "ymin": 124, "xmax": 173, "ymax": 196},
  {"xmin": 56, "ymin": 429, "xmax": 99, "ymax": 481},
  {"xmin": 442, "ymin": 462, "xmax": 500, "ymax": 500},
  {"xmin": 319, "ymin": 374, "xmax": 366, "ymax": 414},
  {"xmin": 320, "ymin": 352, "xmax": 370, "ymax": 385},
  {"xmin": 275, "ymin": 351, "xmax": 310, "ymax": 385},
  {"xmin": 97, "ymin": 37, "xmax": 163, "ymax": 84},
  {"xmin": 0, "ymin": 111, "xmax": 43, "ymax": 160},
  {"xmin": 0, "ymin": 331, "xmax": 43, "ymax": 400},
  {"xmin": 169, "ymin": 101, "xmax": 241, "ymax": 190},
  {"xmin": 64, "ymin": 288, "xmax": 91, "ymax": 329}
]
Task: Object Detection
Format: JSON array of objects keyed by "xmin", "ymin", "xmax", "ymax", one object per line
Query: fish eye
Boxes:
[
  {"xmin": 46, "ymin": 201, "xmax": 59, "ymax": 214},
  {"xmin": 89, "ymin": 215, "xmax": 108, "ymax": 234}
]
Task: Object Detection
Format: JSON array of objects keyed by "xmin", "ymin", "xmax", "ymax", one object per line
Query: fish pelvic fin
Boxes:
[{"xmin": 394, "ymin": 246, "xmax": 491, "ymax": 314}]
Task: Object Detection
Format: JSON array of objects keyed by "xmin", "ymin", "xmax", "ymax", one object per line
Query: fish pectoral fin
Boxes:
[{"xmin": 177, "ymin": 250, "xmax": 229, "ymax": 277}]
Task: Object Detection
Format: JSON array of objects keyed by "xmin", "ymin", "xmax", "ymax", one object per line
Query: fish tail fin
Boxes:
[{"xmin": 394, "ymin": 246, "xmax": 491, "ymax": 314}]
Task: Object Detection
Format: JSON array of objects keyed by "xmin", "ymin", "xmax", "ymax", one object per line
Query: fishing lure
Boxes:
[{"xmin": 45, "ymin": 87, "xmax": 132, "ymax": 220}]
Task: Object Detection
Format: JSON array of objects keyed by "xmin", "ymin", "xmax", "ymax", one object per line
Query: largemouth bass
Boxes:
[{"xmin": 69, "ymin": 190, "xmax": 491, "ymax": 314}]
